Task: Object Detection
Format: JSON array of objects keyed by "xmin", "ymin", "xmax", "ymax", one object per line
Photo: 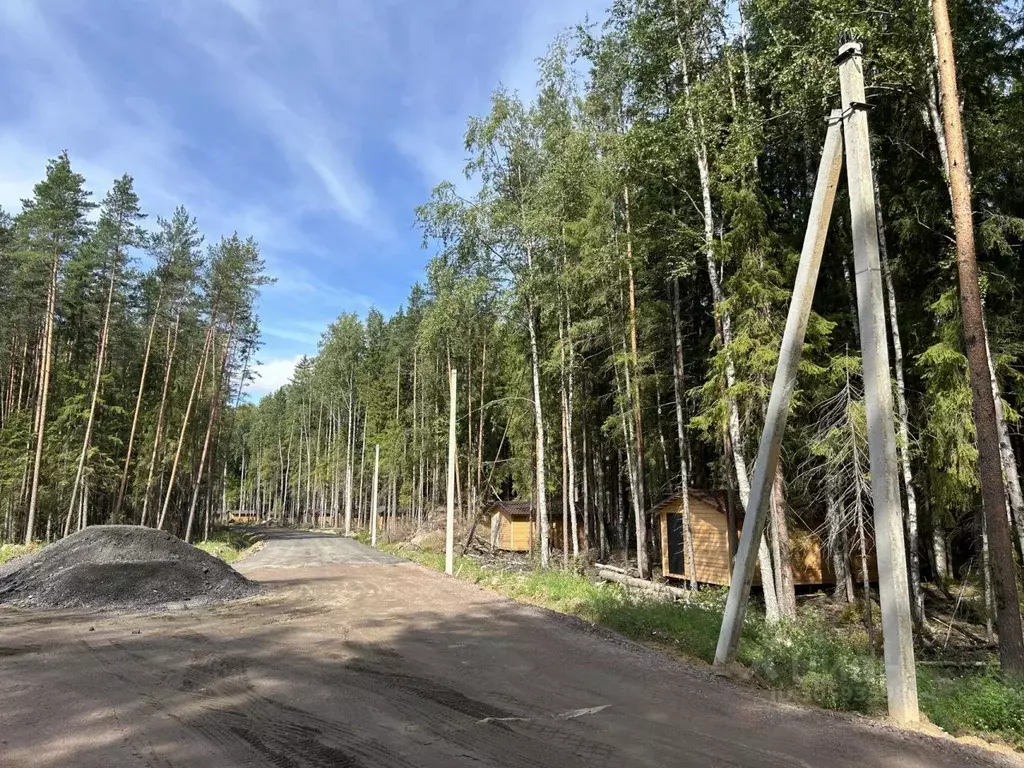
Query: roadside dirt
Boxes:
[{"xmin": 0, "ymin": 530, "xmax": 1019, "ymax": 767}]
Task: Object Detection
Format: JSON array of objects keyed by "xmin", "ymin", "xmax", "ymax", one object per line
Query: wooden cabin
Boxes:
[
  {"xmin": 487, "ymin": 500, "xmax": 583, "ymax": 552},
  {"xmin": 488, "ymin": 500, "xmax": 534, "ymax": 551},
  {"xmin": 656, "ymin": 491, "xmax": 847, "ymax": 586}
]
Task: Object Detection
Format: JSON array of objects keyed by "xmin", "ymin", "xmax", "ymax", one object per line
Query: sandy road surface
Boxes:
[{"xmin": 0, "ymin": 530, "xmax": 1018, "ymax": 768}]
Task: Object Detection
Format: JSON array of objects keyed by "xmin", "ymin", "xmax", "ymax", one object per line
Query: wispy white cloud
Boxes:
[
  {"xmin": 262, "ymin": 324, "xmax": 324, "ymax": 347},
  {"xmin": 248, "ymin": 354, "xmax": 304, "ymax": 396},
  {"xmin": 390, "ymin": 0, "xmax": 607, "ymax": 195},
  {"xmin": 218, "ymin": 0, "xmax": 265, "ymax": 33},
  {"xmin": 162, "ymin": 0, "xmax": 381, "ymax": 234},
  {"xmin": 1, "ymin": 0, "xmax": 611, "ymax": 381}
]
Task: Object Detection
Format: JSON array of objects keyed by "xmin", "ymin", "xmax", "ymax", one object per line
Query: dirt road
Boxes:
[{"xmin": 0, "ymin": 530, "xmax": 1017, "ymax": 767}]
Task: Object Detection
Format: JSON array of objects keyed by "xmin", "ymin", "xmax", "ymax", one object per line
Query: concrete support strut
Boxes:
[{"xmin": 714, "ymin": 110, "xmax": 844, "ymax": 665}]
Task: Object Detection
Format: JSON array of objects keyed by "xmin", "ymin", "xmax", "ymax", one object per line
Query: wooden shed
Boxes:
[
  {"xmin": 487, "ymin": 500, "xmax": 583, "ymax": 553},
  {"xmin": 656, "ymin": 491, "xmax": 844, "ymax": 586},
  {"xmin": 488, "ymin": 500, "xmax": 534, "ymax": 551}
]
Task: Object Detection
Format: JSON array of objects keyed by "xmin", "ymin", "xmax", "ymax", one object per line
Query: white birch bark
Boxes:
[
  {"xmin": 875, "ymin": 179, "xmax": 924, "ymax": 628},
  {"xmin": 674, "ymin": 6, "xmax": 777, "ymax": 618}
]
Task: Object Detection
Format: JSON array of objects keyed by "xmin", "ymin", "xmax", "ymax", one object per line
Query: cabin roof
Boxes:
[
  {"xmin": 650, "ymin": 489, "xmax": 728, "ymax": 516},
  {"xmin": 485, "ymin": 499, "xmax": 533, "ymax": 518}
]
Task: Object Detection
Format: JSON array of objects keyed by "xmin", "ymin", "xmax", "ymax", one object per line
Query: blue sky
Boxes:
[{"xmin": 0, "ymin": 0, "xmax": 605, "ymax": 395}]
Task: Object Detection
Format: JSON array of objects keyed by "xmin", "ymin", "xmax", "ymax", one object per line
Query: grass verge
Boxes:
[
  {"xmin": 378, "ymin": 540, "xmax": 1024, "ymax": 750},
  {"xmin": 195, "ymin": 527, "xmax": 262, "ymax": 564},
  {"xmin": 0, "ymin": 542, "xmax": 41, "ymax": 566}
]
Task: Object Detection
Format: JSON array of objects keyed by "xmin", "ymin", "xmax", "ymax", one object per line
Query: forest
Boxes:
[
  {"xmin": 1, "ymin": 0, "xmax": 1023, "ymax": 682},
  {"xmin": 223, "ymin": 0, "xmax": 1023, "ymax": 635},
  {"xmin": 0, "ymin": 156, "xmax": 271, "ymax": 545}
]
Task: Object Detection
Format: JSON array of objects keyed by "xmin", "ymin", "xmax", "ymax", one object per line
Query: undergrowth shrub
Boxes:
[
  {"xmin": 738, "ymin": 617, "xmax": 885, "ymax": 712},
  {"xmin": 920, "ymin": 670, "xmax": 1024, "ymax": 747}
]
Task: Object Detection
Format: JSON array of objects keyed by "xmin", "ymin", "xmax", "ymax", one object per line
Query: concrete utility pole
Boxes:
[
  {"xmin": 715, "ymin": 44, "xmax": 920, "ymax": 724},
  {"xmin": 837, "ymin": 41, "xmax": 918, "ymax": 722},
  {"xmin": 931, "ymin": 0, "xmax": 1024, "ymax": 678},
  {"xmin": 370, "ymin": 444, "xmax": 380, "ymax": 548},
  {"xmin": 715, "ymin": 110, "xmax": 845, "ymax": 665},
  {"xmin": 445, "ymin": 369, "xmax": 457, "ymax": 575}
]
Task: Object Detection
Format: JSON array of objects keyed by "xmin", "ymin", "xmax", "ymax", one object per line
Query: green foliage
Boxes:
[
  {"xmin": 194, "ymin": 527, "xmax": 260, "ymax": 564},
  {"xmin": 919, "ymin": 670, "xmax": 1024, "ymax": 748},
  {"xmin": 743, "ymin": 617, "xmax": 887, "ymax": 713},
  {"xmin": 917, "ymin": 289, "xmax": 980, "ymax": 519},
  {"xmin": 0, "ymin": 150, "xmax": 271, "ymax": 543}
]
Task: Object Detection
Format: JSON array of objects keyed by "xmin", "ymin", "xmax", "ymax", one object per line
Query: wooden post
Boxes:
[
  {"xmin": 837, "ymin": 41, "xmax": 918, "ymax": 722},
  {"xmin": 715, "ymin": 110, "xmax": 845, "ymax": 665},
  {"xmin": 445, "ymin": 369, "xmax": 457, "ymax": 575},
  {"xmin": 370, "ymin": 444, "xmax": 380, "ymax": 547}
]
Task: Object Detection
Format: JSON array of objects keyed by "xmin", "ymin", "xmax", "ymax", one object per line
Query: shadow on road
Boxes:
[{"xmin": 0, "ymin": 559, "xmax": 1013, "ymax": 768}]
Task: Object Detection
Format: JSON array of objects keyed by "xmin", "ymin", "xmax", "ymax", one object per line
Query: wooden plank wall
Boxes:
[
  {"xmin": 659, "ymin": 495, "xmax": 855, "ymax": 586},
  {"xmin": 491, "ymin": 512, "xmax": 533, "ymax": 551}
]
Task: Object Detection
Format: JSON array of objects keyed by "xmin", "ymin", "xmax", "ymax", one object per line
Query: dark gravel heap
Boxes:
[{"xmin": 0, "ymin": 525, "xmax": 262, "ymax": 611}]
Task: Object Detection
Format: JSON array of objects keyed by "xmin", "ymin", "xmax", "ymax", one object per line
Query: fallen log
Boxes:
[
  {"xmin": 597, "ymin": 569, "xmax": 691, "ymax": 601},
  {"xmin": 595, "ymin": 562, "xmax": 628, "ymax": 575}
]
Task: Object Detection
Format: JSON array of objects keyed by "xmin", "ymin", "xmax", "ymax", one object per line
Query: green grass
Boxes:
[
  {"xmin": 379, "ymin": 541, "xmax": 1024, "ymax": 749},
  {"xmin": 194, "ymin": 527, "xmax": 260, "ymax": 564},
  {"xmin": 920, "ymin": 669, "xmax": 1024, "ymax": 749},
  {"xmin": 0, "ymin": 542, "xmax": 41, "ymax": 566}
]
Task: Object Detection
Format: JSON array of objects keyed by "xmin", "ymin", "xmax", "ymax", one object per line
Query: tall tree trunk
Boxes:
[
  {"xmin": 185, "ymin": 330, "xmax": 233, "ymax": 542},
  {"xmin": 466, "ymin": 349, "xmax": 474, "ymax": 522},
  {"xmin": 564, "ymin": 305, "xmax": 579, "ymax": 559},
  {"xmin": 875, "ymin": 177, "xmax": 925, "ymax": 630},
  {"xmin": 357, "ymin": 405, "xmax": 368, "ymax": 528},
  {"xmin": 157, "ymin": 323, "xmax": 214, "ymax": 531},
  {"xmin": 618, "ymin": 328, "xmax": 648, "ymax": 577},
  {"xmin": 344, "ymin": 380, "xmax": 355, "ymax": 535},
  {"xmin": 114, "ymin": 287, "xmax": 163, "ymax": 520},
  {"xmin": 826, "ymin": 477, "xmax": 853, "ymax": 602},
  {"xmin": 984, "ymin": 329, "xmax": 1024, "ymax": 560},
  {"xmin": 65, "ymin": 260, "xmax": 118, "ymax": 536},
  {"xmin": 981, "ymin": 511, "xmax": 995, "ymax": 641},
  {"xmin": 25, "ymin": 252, "xmax": 58, "ymax": 543},
  {"xmin": 561, "ymin": 388, "xmax": 569, "ymax": 568},
  {"xmin": 141, "ymin": 313, "xmax": 181, "ymax": 527},
  {"xmin": 558, "ymin": 307, "xmax": 573, "ymax": 564},
  {"xmin": 770, "ymin": 466, "xmax": 797, "ymax": 619},
  {"xmin": 622, "ymin": 185, "xmax": 649, "ymax": 578},
  {"xmin": 671, "ymin": 279, "xmax": 697, "ymax": 590},
  {"xmin": 526, "ymin": 297, "xmax": 549, "ymax": 568},
  {"xmin": 932, "ymin": 0, "xmax": 1024, "ymax": 677},
  {"xmin": 924, "ymin": 8, "xmax": 1022, "ymax": 544},
  {"xmin": 412, "ymin": 347, "xmax": 419, "ymax": 524},
  {"xmin": 581, "ymin": 426, "xmax": 591, "ymax": 555},
  {"xmin": 674, "ymin": 8, "xmax": 777, "ymax": 616},
  {"xmin": 857, "ymin": 488, "xmax": 875, "ymax": 646}
]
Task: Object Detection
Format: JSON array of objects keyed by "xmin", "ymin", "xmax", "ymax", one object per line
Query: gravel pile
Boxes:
[{"xmin": 0, "ymin": 525, "xmax": 262, "ymax": 611}]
